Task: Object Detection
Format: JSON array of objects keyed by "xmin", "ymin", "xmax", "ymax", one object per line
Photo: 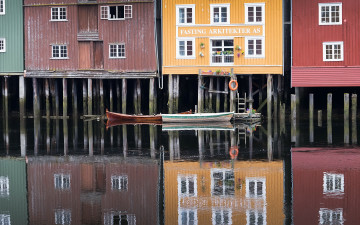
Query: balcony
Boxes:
[{"xmin": 77, "ymin": 32, "xmax": 99, "ymax": 41}]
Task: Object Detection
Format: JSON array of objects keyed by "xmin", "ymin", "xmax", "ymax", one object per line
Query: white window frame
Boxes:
[
  {"xmin": 245, "ymin": 3, "xmax": 265, "ymax": 24},
  {"xmin": 178, "ymin": 208, "xmax": 198, "ymax": 225},
  {"xmin": 246, "ymin": 177, "xmax": 266, "ymax": 199},
  {"xmin": 323, "ymin": 172, "xmax": 344, "ymax": 194},
  {"xmin": 319, "ymin": 208, "xmax": 343, "ymax": 225},
  {"xmin": 322, "ymin": 42, "xmax": 344, "ymax": 62},
  {"xmin": 51, "ymin": 7, "xmax": 67, "ymax": 21},
  {"xmin": 0, "ymin": 214, "xmax": 10, "ymax": 225},
  {"xmin": 177, "ymin": 174, "xmax": 197, "ymax": 197},
  {"xmin": 319, "ymin": 3, "xmax": 342, "ymax": 25},
  {"xmin": 0, "ymin": 176, "xmax": 9, "ymax": 197},
  {"xmin": 109, "ymin": 43, "xmax": 126, "ymax": 59},
  {"xmin": 245, "ymin": 37, "xmax": 265, "ymax": 58},
  {"xmin": 176, "ymin": 5, "xmax": 195, "ymax": 25},
  {"xmin": 54, "ymin": 173, "xmax": 71, "ymax": 189},
  {"xmin": 176, "ymin": 38, "xmax": 195, "ymax": 59},
  {"xmin": 111, "ymin": 175, "xmax": 128, "ymax": 191},
  {"xmin": 0, "ymin": 38, "xmax": 5, "ymax": 53},
  {"xmin": 210, "ymin": 38, "xmax": 234, "ymax": 66},
  {"xmin": 212, "ymin": 209, "xmax": 232, "ymax": 225},
  {"xmin": 102, "ymin": 5, "xmax": 132, "ymax": 20},
  {"xmin": 51, "ymin": 45, "xmax": 68, "ymax": 59},
  {"xmin": 246, "ymin": 208, "xmax": 267, "ymax": 225},
  {"xmin": 55, "ymin": 209, "xmax": 71, "ymax": 225},
  {"xmin": 210, "ymin": 4, "xmax": 230, "ymax": 25},
  {"xmin": 0, "ymin": 0, "xmax": 5, "ymax": 15},
  {"xmin": 210, "ymin": 168, "xmax": 235, "ymax": 196}
]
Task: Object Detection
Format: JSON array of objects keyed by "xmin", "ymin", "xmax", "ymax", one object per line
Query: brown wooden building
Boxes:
[{"xmin": 24, "ymin": 0, "xmax": 158, "ymax": 78}]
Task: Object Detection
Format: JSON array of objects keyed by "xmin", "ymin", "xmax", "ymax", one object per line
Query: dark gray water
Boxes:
[{"xmin": 0, "ymin": 114, "xmax": 360, "ymax": 225}]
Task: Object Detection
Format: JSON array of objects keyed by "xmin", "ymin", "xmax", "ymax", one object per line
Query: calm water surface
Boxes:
[{"xmin": 0, "ymin": 114, "xmax": 359, "ymax": 225}]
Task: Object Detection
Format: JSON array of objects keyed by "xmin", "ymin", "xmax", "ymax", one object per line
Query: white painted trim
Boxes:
[
  {"xmin": 245, "ymin": 37, "xmax": 265, "ymax": 58},
  {"xmin": 176, "ymin": 4, "xmax": 195, "ymax": 25},
  {"xmin": 318, "ymin": 3, "xmax": 342, "ymax": 25},
  {"xmin": 245, "ymin": 3, "xmax": 265, "ymax": 25},
  {"xmin": 50, "ymin": 7, "xmax": 67, "ymax": 21},
  {"xmin": 0, "ymin": 0, "xmax": 5, "ymax": 15},
  {"xmin": 100, "ymin": 6, "xmax": 108, "ymax": 20},
  {"xmin": 109, "ymin": 43, "xmax": 126, "ymax": 59},
  {"xmin": 176, "ymin": 38, "xmax": 196, "ymax": 59},
  {"xmin": 108, "ymin": 5, "xmax": 132, "ymax": 20},
  {"xmin": 322, "ymin": 41, "xmax": 344, "ymax": 62},
  {"xmin": 210, "ymin": 4, "xmax": 230, "ymax": 25},
  {"xmin": 0, "ymin": 38, "xmax": 5, "ymax": 53}
]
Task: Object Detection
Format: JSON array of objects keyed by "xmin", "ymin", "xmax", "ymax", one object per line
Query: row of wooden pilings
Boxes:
[{"xmin": 291, "ymin": 92, "xmax": 358, "ymax": 144}]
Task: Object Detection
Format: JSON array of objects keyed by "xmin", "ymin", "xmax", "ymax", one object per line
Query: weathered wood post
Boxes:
[
  {"xmin": 352, "ymin": 94, "xmax": 357, "ymax": 144},
  {"xmin": 87, "ymin": 79, "xmax": 93, "ymax": 115},
  {"xmin": 273, "ymin": 75, "xmax": 278, "ymax": 118},
  {"xmin": 267, "ymin": 74, "xmax": 273, "ymax": 119},
  {"xmin": 3, "ymin": 76, "xmax": 8, "ymax": 117},
  {"xmin": 20, "ymin": 116, "xmax": 26, "ymax": 157},
  {"xmin": 327, "ymin": 93, "xmax": 332, "ymax": 121},
  {"xmin": 198, "ymin": 72, "xmax": 204, "ymax": 113},
  {"xmin": 291, "ymin": 94, "xmax": 296, "ymax": 121},
  {"xmin": 209, "ymin": 77, "xmax": 214, "ymax": 112},
  {"xmin": 82, "ymin": 79, "xmax": 87, "ymax": 115},
  {"xmin": 19, "ymin": 76, "xmax": 26, "ymax": 117},
  {"xmin": 116, "ymin": 80, "xmax": 121, "ymax": 113},
  {"xmin": 224, "ymin": 77, "xmax": 229, "ymax": 111},
  {"xmin": 216, "ymin": 78, "xmax": 220, "ymax": 112},
  {"xmin": 109, "ymin": 82, "xmax": 113, "ymax": 112},
  {"xmin": 63, "ymin": 119, "xmax": 68, "ymax": 155},
  {"xmin": 100, "ymin": 79, "xmax": 104, "ymax": 115},
  {"xmin": 72, "ymin": 79, "xmax": 78, "ymax": 117},
  {"xmin": 174, "ymin": 75, "xmax": 179, "ymax": 113},
  {"xmin": 149, "ymin": 78, "xmax": 156, "ymax": 115},
  {"xmin": 280, "ymin": 103, "xmax": 286, "ymax": 135},
  {"xmin": 63, "ymin": 78, "xmax": 68, "ymax": 118},
  {"xmin": 259, "ymin": 76, "xmax": 263, "ymax": 108},
  {"xmin": 45, "ymin": 79, "xmax": 50, "ymax": 117},
  {"xmin": 198, "ymin": 130, "xmax": 205, "ymax": 160},
  {"xmin": 123, "ymin": 125, "xmax": 128, "ymax": 158},
  {"xmin": 344, "ymin": 93, "xmax": 350, "ymax": 121},
  {"xmin": 318, "ymin": 110, "xmax": 322, "ymax": 127},
  {"xmin": 134, "ymin": 79, "xmax": 141, "ymax": 114},
  {"xmin": 122, "ymin": 79, "xmax": 127, "ymax": 114},
  {"xmin": 88, "ymin": 121, "xmax": 93, "ymax": 156},
  {"xmin": 267, "ymin": 118, "xmax": 273, "ymax": 161},
  {"xmin": 46, "ymin": 117, "xmax": 50, "ymax": 154},
  {"xmin": 101, "ymin": 123, "xmax": 104, "ymax": 154},
  {"xmin": 34, "ymin": 116, "xmax": 40, "ymax": 156},
  {"xmin": 309, "ymin": 94, "xmax": 314, "ymax": 143},
  {"xmin": 249, "ymin": 75, "xmax": 253, "ymax": 112},
  {"xmin": 33, "ymin": 78, "xmax": 40, "ymax": 118},
  {"xmin": 55, "ymin": 79, "xmax": 60, "ymax": 116},
  {"xmin": 230, "ymin": 69, "xmax": 237, "ymax": 112}
]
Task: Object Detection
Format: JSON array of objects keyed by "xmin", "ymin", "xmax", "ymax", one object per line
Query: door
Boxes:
[
  {"xmin": 94, "ymin": 41, "xmax": 104, "ymax": 69},
  {"xmin": 79, "ymin": 42, "xmax": 91, "ymax": 69}
]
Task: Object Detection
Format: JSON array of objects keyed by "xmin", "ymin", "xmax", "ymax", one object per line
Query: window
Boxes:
[
  {"xmin": 323, "ymin": 172, "xmax": 344, "ymax": 194},
  {"xmin": 0, "ymin": 214, "xmax": 10, "ymax": 225},
  {"xmin": 211, "ymin": 169, "xmax": 234, "ymax": 196},
  {"xmin": 212, "ymin": 209, "xmax": 232, "ymax": 225},
  {"xmin": 51, "ymin": 7, "xmax": 67, "ymax": 21},
  {"xmin": 323, "ymin": 42, "xmax": 343, "ymax": 62},
  {"xmin": 109, "ymin": 44, "xmax": 125, "ymax": 58},
  {"xmin": 51, "ymin": 45, "xmax": 68, "ymax": 59},
  {"xmin": 0, "ymin": 176, "xmax": 9, "ymax": 197},
  {"xmin": 245, "ymin": 37, "xmax": 264, "ymax": 58},
  {"xmin": 0, "ymin": 38, "xmax": 5, "ymax": 53},
  {"xmin": 101, "ymin": 5, "xmax": 132, "ymax": 20},
  {"xmin": 211, "ymin": 39, "xmax": 234, "ymax": 64},
  {"xmin": 210, "ymin": 4, "xmax": 230, "ymax": 24},
  {"xmin": 246, "ymin": 209, "xmax": 266, "ymax": 225},
  {"xmin": 177, "ymin": 39, "xmax": 195, "ymax": 59},
  {"xmin": 0, "ymin": 0, "xmax": 4, "ymax": 15},
  {"xmin": 245, "ymin": 3, "xmax": 265, "ymax": 24},
  {"xmin": 111, "ymin": 175, "xmax": 128, "ymax": 191},
  {"xmin": 55, "ymin": 209, "xmax": 71, "ymax": 225},
  {"xmin": 177, "ymin": 175, "xmax": 197, "ymax": 197},
  {"xmin": 54, "ymin": 174, "xmax": 70, "ymax": 189},
  {"xmin": 246, "ymin": 178, "xmax": 266, "ymax": 199},
  {"xmin": 178, "ymin": 209, "xmax": 197, "ymax": 225},
  {"xmin": 319, "ymin": 3, "xmax": 342, "ymax": 25},
  {"xmin": 176, "ymin": 5, "xmax": 195, "ymax": 25},
  {"xmin": 319, "ymin": 208, "xmax": 343, "ymax": 225},
  {"xmin": 104, "ymin": 212, "xmax": 136, "ymax": 225}
]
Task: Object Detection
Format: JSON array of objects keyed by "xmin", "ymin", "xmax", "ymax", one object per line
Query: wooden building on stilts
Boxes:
[
  {"xmin": 24, "ymin": 0, "xmax": 159, "ymax": 117},
  {"xmin": 162, "ymin": 0, "xmax": 284, "ymax": 117}
]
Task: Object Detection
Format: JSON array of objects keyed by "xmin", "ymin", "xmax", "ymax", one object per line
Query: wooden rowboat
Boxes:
[
  {"xmin": 106, "ymin": 110, "xmax": 162, "ymax": 123},
  {"xmin": 161, "ymin": 112, "xmax": 234, "ymax": 123}
]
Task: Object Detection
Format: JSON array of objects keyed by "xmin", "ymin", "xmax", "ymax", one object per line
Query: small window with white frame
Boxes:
[
  {"xmin": 319, "ymin": 208, "xmax": 343, "ymax": 225},
  {"xmin": 0, "ymin": 38, "xmax": 5, "ymax": 53},
  {"xmin": 55, "ymin": 209, "xmax": 71, "ymax": 225},
  {"xmin": 210, "ymin": 4, "xmax": 230, "ymax": 24},
  {"xmin": 211, "ymin": 39, "xmax": 234, "ymax": 65},
  {"xmin": 51, "ymin": 45, "xmax": 68, "ymax": 59},
  {"xmin": 177, "ymin": 174, "xmax": 197, "ymax": 197},
  {"xmin": 176, "ymin": 39, "xmax": 195, "ymax": 59},
  {"xmin": 109, "ymin": 44, "xmax": 126, "ymax": 59},
  {"xmin": 176, "ymin": 5, "xmax": 195, "ymax": 25},
  {"xmin": 246, "ymin": 177, "xmax": 266, "ymax": 199},
  {"xmin": 245, "ymin": 3, "xmax": 265, "ymax": 24},
  {"xmin": 0, "ymin": 176, "xmax": 9, "ymax": 197},
  {"xmin": 101, "ymin": 5, "xmax": 132, "ymax": 20},
  {"xmin": 323, "ymin": 172, "xmax": 344, "ymax": 194},
  {"xmin": 319, "ymin": 3, "xmax": 342, "ymax": 25},
  {"xmin": 0, "ymin": 214, "xmax": 10, "ymax": 225},
  {"xmin": 178, "ymin": 208, "xmax": 198, "ymax": 225},
  {"xmin": 245, "ymin": 37, "xmax": 265, "ymax": 58},
  {"xmin": 51, "ymin": 7, "xmax": 67, "ymax": 21},
  {"xmin": 111, "ymin": 175, "xmax": 128, "ymax": 191},
  {"xmin": 0, "ymin": 0, "xmax": 5, "ymax": 15},
  {"xmin": 212, "ymin": 209, "xmax": 232, "ymax": 225},
  {"xmin": 323, "ymin": 42, "xmax": 343, "ymax": 62},
  {"xmin": 54, "ymin": 173, "xmax": 70, "ymax": 189}
]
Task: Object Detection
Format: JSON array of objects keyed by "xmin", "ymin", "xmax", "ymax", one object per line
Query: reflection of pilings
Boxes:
[
  {"xmin": 216, "ymin": 131, "xmax": 221, "ymax": 154},
  {"xmin": 46, "ymin": 118, "xmax": 50, "ymax": 154},
  {"xmin": 101, "ymin": 123, "xmax": 104, "ymax": 155},
  {"xmin": 122, "ymin": 79, "xmax": 127, "ymax": 113},
  {"xmin": 309, "ymin": 94, "xmax": 314, "ymax": 143},
  {"xmin": 209, "ymin": 131, "xmax": 214, "ymax": 156},
  {"xmin": 134, "ymin": 125, "xmax": 141, "ymax": 149},
  {"xmin": 230, "ymin": 130, "xmax": 236, "ymax": 147},
  {"xmin": 169, "ymin": 132, "xmax": 174, "ymax": 161},
  {"xmin": 33, "ymin": 78, "xmax": 40, "ymax": 118},
  {"xmin": 249, "ymin": 128, "xmax": 253, "ymax": 160},
  {"xmin": 198, "ymin": 130, "xmax": 205, "ymax": 160},
  {"xmin": 352, "ymin": 94, "xmax": 357, "ymax": 144},
  {"xmin": 123, "ymin": 125, "xmax": 128, "ymax": 158},
  {"xmin": 64, "ymin": 119, "xmax": 68, "ymax": 155},
  {"xmin": 19, "ymin": 76, "xmax": 26, "ymax": 116},
  {"xmin": 88, "ymin": 121, "xmax": 93, "ymax": 156},
  {"xmin": 56, "ymin": 119, "xmax": 60, "ymax": 152},
  {"xmin": 34, "ymin": 117, "xmax": 40, "ymax": 156},
  {"xmin": 45, "ymin": 79, "xmax": 50, "ymax": 117},
  {"xmin": 83, "ymin": 119, "xmax": 88, "ymax": 150},
  {"xmin": 83, "ymin": 80, "xmax": 87, "ymax": 115},
  {"xmin": 100, "ymin": 79, "xmax": 104, "ymax": 115},
  {"xmin": 20, "ymin": 117, "xmax": 26, "ymax": 157},
  {"xmin": 4, "ymin": 104, "xmax": 9, "ymax": 155},
  {"xmin": 150, "ymin": 125, "xmax": 157, "ymax": 159},
  {"xmin": 267, "ymin": 119, "xmax": 273, "ymax": 161}
]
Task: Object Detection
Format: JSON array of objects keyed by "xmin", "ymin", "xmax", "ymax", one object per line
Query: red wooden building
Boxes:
[
  {"xmin": 24, "ymin": 0, "xmax": 157, "ymax": 78},
  {"xmin": 292, "ymin": 0, "xmax": 360, "ymax": 87},
  {"xmin": 292, "ymin": 148, "xmax": 360, "ymax": 224}
]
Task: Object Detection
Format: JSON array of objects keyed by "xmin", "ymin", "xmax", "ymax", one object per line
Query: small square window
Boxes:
[
  {"xmin": 52, "ymin": 45, "xmax": 68, "ymax": 59},
  {"xmin": 51, "ymin": 7, "xmax": 67, "ymax": 21},
  {"xmin": 245, "ymin": 3, "xmax": 265, "ymax": 24},
  {"xmin": 111, "ymin": 175, "xmax": 128, "ymax": 191},
  {"xmin": 54, "ymin": 173, "xmax": 71, "ymax": 189},
  {"xmin": 0, "ymin": 38, "xmax": 5, "ymax": 53},
  {"xmin": 107, "ymin": 5, "xmax": 132, "ymax": 20},
  {"xmin": 319, "ymin": 3, "xmax": 342, "ymax": 25},
  {"xmin": 0, "ymin": 0, "xmax": 5, "ymax": 15},
  {"xmin": 177, "ymin": 39, "xmax": 195, "ymax": 59},
  {"xmin": 211, "ymin": 4, "xmax": 230, "ymax": 24},
  {"xmin": 109, "ymin": 44, "xmax": 126, "ymax": 58},
  {"xmin": 176, "ymin": 5, "xmax": 195, "ymax": 25},
  {"xmin": 323, "ymin": 42, "xmax": 343, "ymax": 62},
  {"xmin": 245, "ymin": 37, "xmax": 264, "ymax": 58}
]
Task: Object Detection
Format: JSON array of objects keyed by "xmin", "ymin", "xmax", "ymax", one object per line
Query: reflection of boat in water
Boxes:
[
  {"xmin": 162, "ymin": 112, "xmax": 234, "ymax": 123},
  {"xmin": 162, "ymin": 122, "xmax": 235, "ymax": 131},
  {"xmin": 106, "ymin": 119, "xmax": 162, "ymax": 129}
]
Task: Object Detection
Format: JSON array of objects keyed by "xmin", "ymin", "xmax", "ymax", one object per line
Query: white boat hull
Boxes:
[{"xmin": 161, "ymin": 112, "xmax": 234, "ymax": 123}]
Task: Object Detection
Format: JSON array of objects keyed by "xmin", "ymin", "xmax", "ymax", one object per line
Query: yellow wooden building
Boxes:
[
  {"xmin": 164, "ymin": 160, "xmax": 284, "ymax": 224},
  {"xmin": 162, "ymin": 0, "xmax": 283, "ymax": 75}
]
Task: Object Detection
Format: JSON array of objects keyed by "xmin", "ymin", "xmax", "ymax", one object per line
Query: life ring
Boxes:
[
  {"xmin": 229, "ymin": 80, "xmax": 238, "ymax": 91},
  {"xmin": 229, "ymin": 146, "xmax": 239, "ymax": 159}
]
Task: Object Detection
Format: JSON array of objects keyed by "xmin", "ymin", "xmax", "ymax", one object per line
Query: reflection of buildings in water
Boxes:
[
  {"xmin": 292, "ymin": 148, "xmax": 360, "ymax": 225},
  {"xmin": 165, "ymin": 160, "xmax": 284, "ymax": 225},
  {"xmin": 27, "ymin": 157, "xmax": 159, "ymax": 225}
]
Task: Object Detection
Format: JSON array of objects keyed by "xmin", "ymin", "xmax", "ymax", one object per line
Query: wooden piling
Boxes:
[
  {"xmin": 136, "ymin": 79, "xmax": 141, "ymax": 114},
  {"xmin": 55, "ymin": 79, "xmax": 60, "ymax": 116},
  {"xmin": 116, "ymin": 80, "xmax": 121, "ymax": 113},
  {"xmin": 82, "ymin": 79, "xmax": 87, "ymax": 115},
  {"xmin": 20, "ymin": 116, "xmax": 26, "ymax": 157},
  {"xmin": 327, "ymin": 93, "xmax": 332, "ymax": 121},
  {"xmin": 267, "ymin": 74, "xmax": 273, "ymax": 119},
  {"xmin": 216, "ymin": 78, "xmax": 220, "ymax": 112},
  {"xmin": 46, "ymin": 118, "xmax": 50, "ymax": 154},
  {"xmin": 267, "ymin": 119, "xmax": 273, "ymax": 161},
  {"xmin": 209, "ymin": 77, "xmax": 214, "ymax": 112},
  {"xmin": 109, "ymin": 82, "xmax": 113, "ymax": 112},
  {"xmin": 249, "ymin": 75, "xmax": 253, "ymax": 111},
  {"xmin": 88, "ymin": 121, "xmax": 93, "ymax": 156},
  {"xmin": 72, "ymin": 79, "xmax": 78, "ymax": 117},
  {"xmin": 33, "ymin": 78, "xmax": 40, "ymax": 118},
  {"xmin": 291, "ymin": 94, "xmax": 296, "ymax": 121},
  {"xmin": 3, "ymin": 76, "xmax": 8, "ymax": 118},
  {"xmin": 224, "ymin": 77, "xmax": 229, "ymax": 112},
  {"xmin": 123, "ymin": 125, "xmax": 128, "ymax": 158},
  {"xmin": 149, "ymin": 78, "xmax": 156, "ymax": 114},
  {"xmin": 198, "ymin": 74, "xmax": 204, "ymax": 113},
  {"xmin": 63, "ymin": 119, "xmax": 68, "ymax": 155},
  {"xmin": 352, "ymin": 94, "xmax": 357, "ymax": 122},
  {"xmin": 169, "ymin": 74, "xmax": 174, "ymax": 113},
  {"xmin": 19, "ymin": 76, "xmax": 26, "ymax": 117},
  {"xmin": 318, "ymin": 110, "xmax": 322, "ymax": 127},
  {"xmin": 344, "ymin": 118, "xmax": 349, "ymax": 144},
  {"xmin": 174, "ymin": 75, "xmax": 179, "ymax": 113},
  {"xmin": 87, "ymin": 79, "xmax": 93, "ymax": 115},
  {"xmin": 122, "ymin": 79, "xmax": 127, "ymax": 114},
  {"xmin": 50, "ymin": 79, "xmax": 56, "ymax": 116},
  {"xmin": 344, "ymin": 93, "xmax": 350, "ymax": 121},
  {"xmin": 273, "ymin": 76, "xmax": 278, "ymax": 118},
  {"xmin": 280, "ymin": 102, "xmax": 286, "ymax": 135},
  {"xmin": 45, "ymin": 79, "xmax": 50, "ymax": 117},
  {"xmin": 352, "ymin": 118, "xmax": 357, "ymax": 144},
  {"xmin": 63, "ymin": 78, "xmax": 68, "ymax": 118},
  {"xmin": 229, "ymin": 71, "xmax": 237, "ymax": 113},
  {"xmin": 309, "ymin": 94, "xmax": 314, "ymax": 143},
  {"xmin": 100, "ymin": 79, "xmax": 104, "ymax": 115}
]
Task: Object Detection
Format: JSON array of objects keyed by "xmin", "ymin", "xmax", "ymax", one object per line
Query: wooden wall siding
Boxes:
[
  {"xmin": 293, "ymin": 0, "xmax": 360, "ymax": 68},
  {"xmin": 164, "ymin": 161, "xmax": 284, "ymax": 225},
  {"xmin": 292, "ymin": 148, "xmax": 360, "ymax": 225},
  {"xmin": 78, "ymin": 5, "xmax": 98, "ymax": 32},
  {"xmin": 162, "ymin": 0, "xmax": 283, "ymax": 75},
  {"xmin": 0, "ymin": 0, "xmax": 24, "ymax": 73}
]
